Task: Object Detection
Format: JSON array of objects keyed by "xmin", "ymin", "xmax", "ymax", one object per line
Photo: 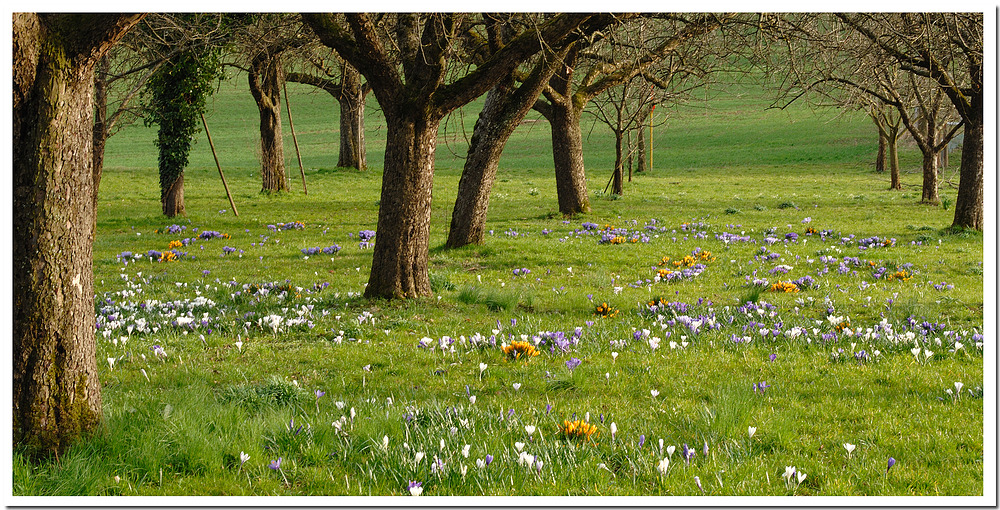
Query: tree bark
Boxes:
[
  {"xmin": 636, "ymin": 122, "xmax": 647, "ymax": 173},
  {"xmin": 952, "ymin": 107, "xmax": 983, "ymax": 230},
  {"xmin": 875, "ymin": 129, "xmax": 886, "ymax": 173},
  {"xmin": 919, "ymin": 150, "xmax": 940, "ymax": 205},
  {"xmin": 13, "ymin": 12, "xmax": 143, "ymax": 457},
  {"xmin": 887, "ymin": 129, "xmax": 901, "ymax": 190},
  {"xmin": 161, "ymin": 173, "xmax": 186, "ymax": 216},
  {"xmin": 249, "ymin": 52, "xmax": 288, "ymax": 192},
  {"xmin": 547, "ymin": 99, "xmax": 591, "ymax": 214},
  {"xmin": 92, "ymin": 55, "xmax": 110, "ymax": 210},
  {"xmin": 611, "ymin": 130, "xmax": 624, "ymax": 195},
  {"xmin": 445, "ymin": 79, "xmax": 515, "ymax": 248},
  {"xmin": 338, "ymin": 63, "xmax": 367, "ymax": 170},
  {"xmin": 365, "ymin": 115, "xmax": 439, "ymax": 299}
]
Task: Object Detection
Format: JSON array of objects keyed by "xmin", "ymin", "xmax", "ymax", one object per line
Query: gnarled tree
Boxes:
[
  {"xmin": 303, "ymin": 13, "xmax": 597, "ymax": 298},
  {"xmin": 13, "ymin": 12, "xmax": 143, "ymax": 457}
]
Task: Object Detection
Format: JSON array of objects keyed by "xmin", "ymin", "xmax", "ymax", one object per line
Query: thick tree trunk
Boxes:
[
  {"xmin": 162, "ymin": 173, "xmax": 186, "ymax": 217},
  {"xmin": 338, "ymin": 64, "xmax": 367, "ymax": 170},
  {"xmin": 549, "ymin": 101, "xmax": 591, "ymax": 215},
  {"xmin": 249, "ymin": 54, "xmax": 288, "ymax": 192},
  {"xmin": 13, "ymin": 13, "xmax": 141, "ymax": 457},
  {"xmin": 364, "ymin": 115, "xmax": 439, "ymax": 299},
  {"xmin": 611, "ymin": 131, "xmax": 624, "ymax": 195},
  {"xmin": 952, "ymin": 110, "xmax": 983, "ymax": 230},
  {"xmin": 92, "ymin": 55, "xmax": 110, "ymax": 210},
  {"xmin": 919, "ymin": 150, "xmax": 940, "ymax": 205},
  {"xmin": 446, "ymin": 80, "xmax": 516, "ymax": 248}
]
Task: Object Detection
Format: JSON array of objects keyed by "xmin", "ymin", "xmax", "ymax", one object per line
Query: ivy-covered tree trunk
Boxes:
[
  {"xmin": 13, "ymin": 12, "xmax": 142, "ymax": 457},
  {"xmin": 146, "ymin": 49, "xmax": 220, "ymax": 217},
  {"xmin": 249, "ymin": 51, "xmax": 288, "ymax": 192},
  {"xmin": 338, "ymin": 63, "xmax": 367, "ymax": 170}
]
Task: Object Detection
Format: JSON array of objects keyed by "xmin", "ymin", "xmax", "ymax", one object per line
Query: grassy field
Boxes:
[{"xmin": 12, "ymin": 72, "xmax": 987, "ymax": 500}]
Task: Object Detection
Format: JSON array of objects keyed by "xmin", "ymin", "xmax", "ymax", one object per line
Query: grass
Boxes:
[{"xmin": 12, "ymin": 72, "xmax": 986, "ymax": 499}]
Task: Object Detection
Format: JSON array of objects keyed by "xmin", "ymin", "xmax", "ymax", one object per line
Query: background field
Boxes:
[{"xmin": 13, "ymin": 72, "xmax": 986, "ymax": 498}]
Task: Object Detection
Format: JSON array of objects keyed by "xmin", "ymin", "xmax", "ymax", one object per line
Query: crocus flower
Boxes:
[
  {"xmin": 485, "ymin": 454, "xmax": 494, "ymax": 466},
  {"xmin": 315, "ymin": 390, "xmax": 326, "ymax": 399},
  {"xmin": 610, "ymin": 422, "xmax": 617, "ymax": 440},
  {"xmin": 638, "ymin": 435, "xmax": 646, "ymax": 448},
  {"xmin": 748, "ymin": 426, "xmax": 757, "ymax": 438},
  {"xmin": 887, "ymin": 457, "xmax": 896, "ymax": 472},
  {"xmin": 566, "ymin": 357, "xmax": 582, "ymax": 371},
  {"xmin": 694, "ymin": 475, "xmax": 704, "ymax": 494},
  {"xmin": 657, "ymin": 457, "xmax": 669, "ymax": 475},
  {"xmin": 268, "ymin": 457, "xmax": 282, "ymax": 470},
  {"xmin": 408, "ymin": 480, "xmax": 423, "ymax": 496},
  {"xmin": 239, "ymin": 451, "xmax": 250, "ymax": 466}
]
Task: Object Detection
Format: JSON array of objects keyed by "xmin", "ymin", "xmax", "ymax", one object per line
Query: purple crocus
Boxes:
[
  {"xmin": 769, "ymin": 353, "xmax": 777, "ymax": 362},
  {"xmin": 268, "ymin": 457, "xmax": 282, "ymax": 470},
  {"xmin": 315, "ymin": 389, "xmax": 326, "ymax": 399},
  {"xmin": 566, "ymin": 358, "xmax": 582, "ymax": 371},
  {"xmin": 887, "ymin": 457, "xmax": 896, "ymax": 472},
  {"xmin": 682, "ymin": 443, "xmax": 691, "ymax": 465},
  {"xmin": 638, "ymin": 435, "xmax": 646, "ymax": 448},
  {"xmin": 703, "ymin": 440, "xmax": 709, "ymax": 457},
  {"xmin": 485, "ymin": 454, "xmax": 494, "ymax": 466}
]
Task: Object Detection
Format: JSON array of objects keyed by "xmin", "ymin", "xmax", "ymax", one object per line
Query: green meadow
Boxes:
[{"xmin": 12, "ymin": 73, "xmax": 985, "ymax": 498}]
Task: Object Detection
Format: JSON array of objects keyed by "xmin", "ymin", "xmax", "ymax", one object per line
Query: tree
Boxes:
[
  {"xmin": 836, "ymin": 13, "xmax": 983, "ymax": 230},
  {"xmin": 144, "ymin": 47, "xmax": 222, "ymax": 216},
  {"xmin": 303, "ymin": 13, "xmax": 596, "ymax": 298},
  {"xmin": 240, "ymin": 14, "xmax": 308, "ymax": 192},
  {"xmin": 868, "ymin": 103, "xmax": 904, "ymax": 189},
  {"xmin": 141, "ymin": 14, "xmax": 227, "ymax": 217},
  {"xmin": 444, "ymin": 14, "xmax": 613, "ymax": 249},
  {"xmin": 532, "ymin": 14, "xmax": 733, "ymax": 215},
  {"xmin": 13, "ymin": 12, "xmax": 144, "ymax": 457},
  {"xmin": 286, "ymin": 54, "xmax": 370, "ymax": 170},
  {"xmin": 91, "ymin": 13, "xmax": 231, "ymax": 210}
]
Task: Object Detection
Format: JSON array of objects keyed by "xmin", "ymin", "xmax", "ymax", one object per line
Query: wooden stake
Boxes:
[
  {"xmin": 283, "ymin": 81, "xmax": 308, "ymax": 195},
  {"xmin": 200, "ymin": 112, "xmax": 239, "ymax": 217},
  {"xmin": 649, "ymin": 104, "xmax": 655, "ymax": 172}
]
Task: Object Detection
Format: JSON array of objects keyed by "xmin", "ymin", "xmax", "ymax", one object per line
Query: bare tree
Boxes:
[
  {"xmin": 14, "ymin": 12, "xmax": 143, "ymax": 457},
  {"xmin": 303, "ymin": 13, "xmax": 596, "ymax": 298},
  {"xmin": 836, "ymin": 13, "xmax": 983, "ymax": 230},
  {"xmin": 285, "ymin": 51, "xmax": 371, "ymax": 170},
  {"xmin": 444, "ymin": 14, "xmax": 619, "ymax": 249},
  {"xmin": 532, "ymin": 13, "xmax": 734, "ymax": 215}
]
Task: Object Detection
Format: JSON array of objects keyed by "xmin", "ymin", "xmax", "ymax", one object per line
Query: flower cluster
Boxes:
[
  {"xmin": 301, "ymin": 245, "xmax": 342, "ymax": 256},
  {"xmin": 558, "ymin": 419, "xmax": 598, "ymax": 443},
  {"xmin": 268, "ymin": 221, "xmax": 305, "ymax": 231},
  {"xmin": 594, "ymin": 302, "xmax": 619, "ymax": 318},
  {"xmin": 358, "ymin": 230, "xmax": 376, "ymax": 249},
  {"xmin": 769, "ymin": 281, "xmax": 800, "ymax": 293},
  {"xmin": 502, "ymin": 340, "xmax": 540, "ymax": 361}
]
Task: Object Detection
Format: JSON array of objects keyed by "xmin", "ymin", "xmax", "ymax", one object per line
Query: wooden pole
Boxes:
[
  {"xmin": 200, "ymin": 112, "xmax": 239, "ymax": 217},
  {"xmin": 283, "ymin": 81, "xmax": 308, "ymax": 195}
]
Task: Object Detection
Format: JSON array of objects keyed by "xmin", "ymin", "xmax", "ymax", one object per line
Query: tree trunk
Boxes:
[
  {"xmin": 162, "ymin": 173, "xmax": 186, "ymax": 217},
  {"xmin": 364, "ymin": 115, "xmax": 439, "ymax": 299},
  {"xmin": 92, "ymin": 54, "xmax": 110, "ymax": 211},
  {"xmin": 249, "ymin": 53, "xmax": 288, "ymax": 192},
  {"xmin": 919, "ymin": 150, "xmax": 940, "ymax": 205},
  {"xmin": 13, "ymin": 12, "xmax": 142, "ymax": 457},
  {"xmin": 548, "ymin": 101, "xmax": 591, "ymax": 215},
  {"xmin": 611, "ymin": 130, "xmax": 624, "ymax": 195},
  {"xmin": 888, "ymin": 130, "xmax": 901, "ymax": 190},
  {"xmin": 446, "ymin": 79, "xmax": 516, "ymax": 248},
  {"xmin": 338, "ymin": 63, "xmax": 367, "ymax": 170},
  {"xmin": 875, "ymin": 130, "xmax": 886, "ymax": 173},
  {"xmin": 636, "ymin": 122, "xmax": 647, "ymax": 173},
  {"xmin": 952, "ymin": 109, "xmax": 983, "ymax": 230}
]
